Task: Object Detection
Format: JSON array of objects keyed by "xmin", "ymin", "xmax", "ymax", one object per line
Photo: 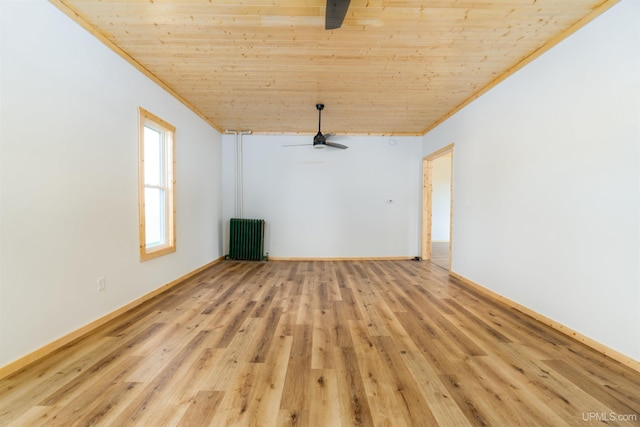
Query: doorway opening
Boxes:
[{"xmin": 422, "ymin": 144, "xmax": 454, "ymax": 270}]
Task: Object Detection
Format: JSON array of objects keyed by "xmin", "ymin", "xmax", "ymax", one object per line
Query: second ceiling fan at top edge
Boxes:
[{"xmin": 325, "ymin": 0, "xmax": 351, "ymax": 30}]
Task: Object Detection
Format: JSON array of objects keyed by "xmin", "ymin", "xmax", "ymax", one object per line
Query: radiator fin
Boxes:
[{"xmin": 229, "ymin": 218, "xmax": 265, "ymax": 261}]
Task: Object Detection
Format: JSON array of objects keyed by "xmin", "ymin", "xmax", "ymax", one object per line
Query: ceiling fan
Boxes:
[
  {"xmin": 282, "ymin": 104, "xmax": 348, "ymax": 149},
  {"xmin": 313, "ymin": 104, "xmax": 348, "ymax": 149},
  {"xmin": 325, "ymin": 0, "xmax": 351, "ymax": 30}
]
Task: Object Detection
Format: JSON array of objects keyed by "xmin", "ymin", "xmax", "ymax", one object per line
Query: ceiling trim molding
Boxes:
[
  {"xmin": 422, "ymin": 0, "xmax": 620, "ymax": 136},
  {"xmin": 49, "ymin": 0, "xmax": 224, "ymax": 133}
]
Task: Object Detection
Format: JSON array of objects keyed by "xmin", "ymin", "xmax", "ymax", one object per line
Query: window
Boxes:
[{"xmin": 138, "ymin": 107, "xmax": 175, "ymax": 261}]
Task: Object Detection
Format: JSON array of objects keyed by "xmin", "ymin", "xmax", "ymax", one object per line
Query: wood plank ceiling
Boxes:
[{"xmin": 53, "ymin": 0, "xmax": 614, "ymax": 135}]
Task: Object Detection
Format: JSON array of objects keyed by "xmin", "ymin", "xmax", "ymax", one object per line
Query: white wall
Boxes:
[
  {"xmin": 431, "ymin": 153, "xmax": 451, "ymax": 241},
  {"xmin": 223, "ymin": 135, "xmax": 423, "ymax": 258},
  {"xmin": 0, "ymin": 1, "xmax": 222, "ymax": 366},
  {"xmin": 423, "ymin": 0, "xmax": 640, "ymax": 361}
]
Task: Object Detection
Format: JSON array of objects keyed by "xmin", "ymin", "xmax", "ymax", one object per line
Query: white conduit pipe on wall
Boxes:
[
  {"xmin": 224, "ymin": 129, "xmax": 252, "ymax": 218},
  {"xmin": 224, "ymin": 130, "xmax": 238, "ymax": 217},
  {"xmin": 237, "ymin": 130, "xmax": 252, "ymax": 218}
]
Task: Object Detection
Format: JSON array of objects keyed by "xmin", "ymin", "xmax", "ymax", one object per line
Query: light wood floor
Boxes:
[
  {"xmin": 430, "ymin": 241, "xmax": 450, "ymax": 270},
  {"xmin": 1, "ymin": 260, "xmax": 639, "ymax": 426}
]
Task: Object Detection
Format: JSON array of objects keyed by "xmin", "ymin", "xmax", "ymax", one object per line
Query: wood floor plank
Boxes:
[
  {"xmin": 348, "ymin": 320, "xmax": 410, "ymax": 426},
  {"xmin": 247, "ymin": 307, "xmax": 283, "ymax": 364},
  {"xmin": 370, "ymin": 300, "xmax": 421, "ymax": 353},
  {"xmin": 0, "ymin": 336, "xmax": 117, "ymax": 421},
  {"xmin": 438, "ymin": 369, "xmax": 495, "ymax": 426},
  {"xmin": 442, "ymin": 298, "xmax": 512, "ymax": 344},
  {"xmin": 2, "ymin": 260, "xmax": 639, "ymax": 426},
  {"xmin": 35, "ymin": 356, "xmax": 144, "ymax": 424},
  {"xmin": 430, "ymin": 241, "xmax": 450, "ymax": 270},
  {"xmin": 484, "ymin": 341, "xmax": 626, "ymax": 425},
  {"xmin": 279, "ymin": 324, "xmax": 312, "ymax": 426},
  {"xmin": 70, "ymin": 380, "xmax": 143, "ymax": 427},
  {"xmin": 125, "ymin": 312, "xmax": 206, "ymax": 382},
  {"xmin": 137, "ymin": 337, "xmax": 234, "ymax": 425},
  {"xmin": 373, "ymin": 335, "xmax": 441, "ymax": 426},
  {"xmin": 295, "ymin": 280, "xmax": 314, "ymax": 326},
  {"xmin": 213, "ymin": 361, "xmax": 262, "ymax": 426},
  {"xmin": 247, "ymin": 333, "xmax": 293, "ymax": 426},
  {"xmin": 543, "ymin": 359, "xmax": 640, "ymax": 420},
  {"xmin": 466, "ymin": 355, "xmax": 572, "ymax": 427},
  {"xmin": 178, "ymin": 390, "xmax": 224, "ymax": 426},
  {"xmin": 37, "ymin": 323, "xmax": 165, "ymax": 406},
  {"xmin": 202, "ymin": 317, "xmax": 265, "ymax": 392},
  {"xmin": 274, "ymin": 305, "xmax": 296, "ymax": 338},
  {"xmin": 324, "ymin": 261, "xmax": 343, "ymax": 303},
  {"xmin": 7, "ymin": 405, "xmax": 60, "ymax": 426},
  {"xmin": 311, "ymin": 309, "xmax": 336, "ymax": 370},
  {"xmin": 308, "ymin": 369, "xmax": 342, "ymax": 427},
  {"xmin": 109, "ymin": 329, "xmax": 211, "ymax": 425},
  {"xmin": 252, "ymin": 284, "xmax": 279, "ymax": 318},
  {"xmin": 333, "ymin": 345, "xmax": 375, "ymax": 427},
  {"xmin": 216, "ymin": 333, "xmax": 293, "ymax": 426},
  {"xmin": 400, "ymin": 350, "xmax": 472, "ymax": 427},
  {"xmin": 215, "ymin": 300, "xmax": 258, "ymax": 348},
  {"xmin": 337, "ymin": 287, "xmax": 363, "ymax": 321},
  {"xmin": 332, "ymin": 301, "xmax": 356, "ymax": 348}
]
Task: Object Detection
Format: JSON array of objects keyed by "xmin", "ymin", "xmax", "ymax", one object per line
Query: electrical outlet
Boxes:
[{"xmin": 97, "ymin": 277, "xmax": 106, "ymax": 292}]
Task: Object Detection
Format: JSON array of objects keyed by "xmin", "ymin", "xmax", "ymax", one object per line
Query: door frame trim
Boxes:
[{"xmin": 422, "ymin": 143, "xmax": 455, "ymax": 269}]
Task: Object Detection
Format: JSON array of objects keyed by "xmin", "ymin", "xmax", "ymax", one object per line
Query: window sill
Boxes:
[{"xmin": 140, "ymin": 245, "xmax": 176, "ymax": 262}]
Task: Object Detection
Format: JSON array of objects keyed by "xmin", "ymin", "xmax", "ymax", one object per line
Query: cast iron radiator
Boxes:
[{"xmin": 228, "ymin": 218, "xmax": 266, "ymax": 261}]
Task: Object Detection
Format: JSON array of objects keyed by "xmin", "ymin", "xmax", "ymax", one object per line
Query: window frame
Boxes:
[{"xmin": 138, "ymin": 107, "xmax": 176, "ymax": 261}]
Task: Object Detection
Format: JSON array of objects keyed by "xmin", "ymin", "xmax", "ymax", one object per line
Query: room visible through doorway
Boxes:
[{"xmin": 422, "ymin": 144, "xmax": 454, "ymax": 270}]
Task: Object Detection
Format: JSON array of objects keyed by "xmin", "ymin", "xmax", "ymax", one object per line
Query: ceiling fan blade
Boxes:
[
  {"xmin": 325, "ymin": 0, "xmax": 350, "ymax": 30},
  {"xmin": 325, "ymin": 141, "xmax": 348, "ymax": 149},
  {"xmin": 282, "ymin": 144, "xmax": 312, "ymax": 147}
]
